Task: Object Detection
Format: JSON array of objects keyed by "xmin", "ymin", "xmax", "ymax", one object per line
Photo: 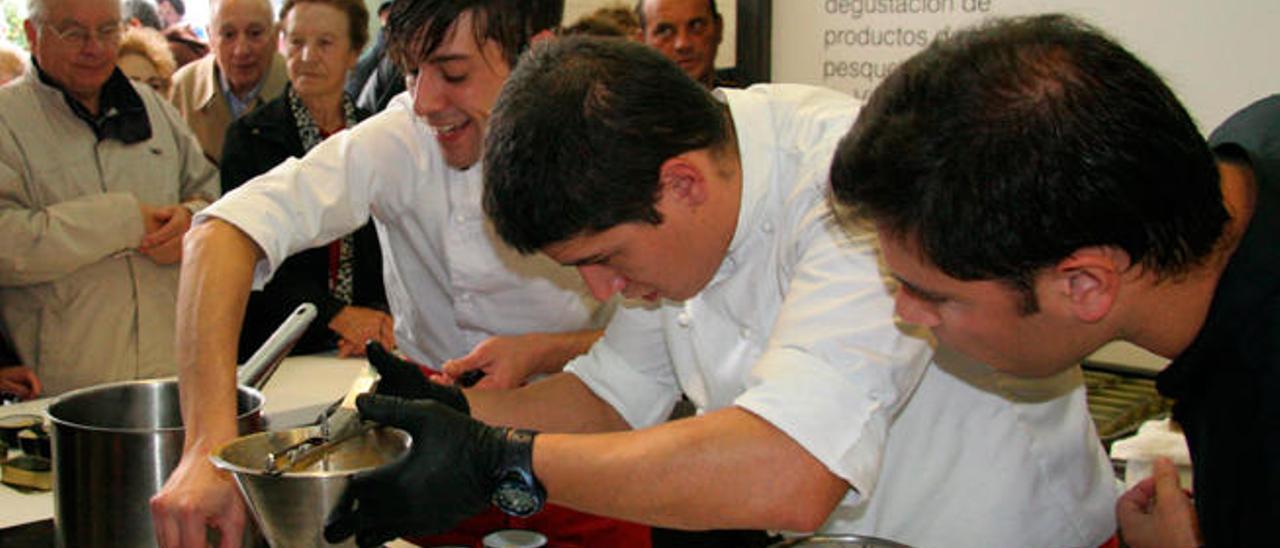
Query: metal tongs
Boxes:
[
  {"xmin": 262, "ymin": 364, "xmax": 380, "ymax": 476},
  {"xmin": 261, "ymin": 422, "xmax": 377, "ymax": 476}
]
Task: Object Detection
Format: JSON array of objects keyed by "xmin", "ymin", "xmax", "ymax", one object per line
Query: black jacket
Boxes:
[
  {"xmin": 356, "ymin": 56, "xmax": 404, "ymax": 114},
  {"xmin": 221, "ymin": 92, "xmax": 387, "ymax": 362},
  {"xmin": 346, "ymin": 29, "xmax": 387, "ymax": 98}
]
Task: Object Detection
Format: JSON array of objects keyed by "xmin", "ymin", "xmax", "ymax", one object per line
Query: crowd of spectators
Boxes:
[
  {"xmin": 0, "ymin": 0, "xmax": 743, "ymax": 400},
  {"xmin": 0, "ymin": 0, "xmax": 371, "ymax": 396}
]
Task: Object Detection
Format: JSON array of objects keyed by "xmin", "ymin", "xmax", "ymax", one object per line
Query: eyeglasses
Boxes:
[{"xmin": 40, "ymin": 21, "xmax": 124, "ymax": 48}]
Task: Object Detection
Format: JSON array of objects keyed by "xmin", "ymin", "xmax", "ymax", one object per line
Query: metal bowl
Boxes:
[
  {"xmin": 771, "ymin": 534, "xmax": 911, "ymax": 547},
  {"xmin": 212, "ymin": 425, "xmax": 410, "ymax": 548}
]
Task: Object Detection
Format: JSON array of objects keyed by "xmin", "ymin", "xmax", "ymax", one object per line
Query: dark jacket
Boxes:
[
  {"xmin": 356, "ymin": 56, "xmax": 404, "ymax": 114},
  {"xmin": 346, "ymin": 28, "xmax": 387, "ymax": 98},
  {"xmin": 221, "ymin": 91, "xmax": 387, "ymax": 362}
]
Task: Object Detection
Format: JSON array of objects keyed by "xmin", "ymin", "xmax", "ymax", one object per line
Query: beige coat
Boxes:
[
  {"xmin": 168, "ymin": 53, "xmax": 288, "ymax": 165},
  {"xmin": 0, "ymin": 71, "xmax": 220, "ymax": 395}
]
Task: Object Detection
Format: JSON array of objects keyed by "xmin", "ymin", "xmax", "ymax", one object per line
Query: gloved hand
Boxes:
[
  {"xmin": 323, "ymin": 394, "xmax": 531, "ymax": 547},
  {"xmin": 365, "ymin": 341, "xmax": 469, "ymax": 413}
]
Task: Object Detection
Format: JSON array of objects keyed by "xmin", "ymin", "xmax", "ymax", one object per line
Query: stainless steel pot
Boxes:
[
  {"xmin": 47, "ymin": 380, "xmax": 265, "ymax": 547},
  {"xmin": 45, "ymin": 303, "xmax": 317, "ymax": 547}
]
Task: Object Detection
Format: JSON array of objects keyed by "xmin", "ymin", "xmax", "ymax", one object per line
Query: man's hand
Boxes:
[
  {"xmin": 441, "ymin": 334, "xmax": 542, "ymax": 389},
  {"xmin": 441, "ymin": 330, "xmax": 602, "ymax": 390},
  {"xmin": 150, "ymin": 455, "xmax": 248, "ymax": 548},
  {"xmin": 329, "ymin": 307, "xmax": 395, "ymax": 358},
  {"xmin": 138, "ymin": 204, "xmax": 194, "ymax": 265},
  {"xmin": 0, "ymin": 366, "xmax": 41, "ymax": 400},
  {"xmin": 1116, "ymin": 457, "xmax": 1201, "ymax": 548},
  {"xmin": 365, "ymin": 341, "xmax": 468, "ymax": 413},
  {"xmin": 324, "ymin": 395, "xmax": 520, "ymax": 547}
]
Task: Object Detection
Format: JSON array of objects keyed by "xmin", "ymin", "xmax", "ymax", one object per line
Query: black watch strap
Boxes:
[{"xmin": 491, "ymin": 429, "xmax": 546, "ymax": 517}]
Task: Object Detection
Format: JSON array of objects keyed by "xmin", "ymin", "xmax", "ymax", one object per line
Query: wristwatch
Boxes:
[{"xmin": 491, "ymin": 429, "xmax": 546, "ymax": 517}]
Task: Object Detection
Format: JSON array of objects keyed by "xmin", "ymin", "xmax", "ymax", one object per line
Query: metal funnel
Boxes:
[{"xmin": 211, "ymin": 425, "xmax": 411, "ymax": 548}]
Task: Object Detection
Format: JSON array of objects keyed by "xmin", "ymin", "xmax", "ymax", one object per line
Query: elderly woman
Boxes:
[
  {"xmin": 220, "ymin": 0, "xmax": 392, "ymax": 361},
  {"xmin": 117, "ymin": 26, "xmax": 177, "ymax": 95}
]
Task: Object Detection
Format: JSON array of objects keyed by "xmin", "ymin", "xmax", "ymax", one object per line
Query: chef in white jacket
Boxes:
[
  {"xmin": 149, "ymin": 3, "xmax": 612, "ymax": 545},
  {"xmin": 323, "ymin": 37, "xmax": 1118, "ymax": 548}
]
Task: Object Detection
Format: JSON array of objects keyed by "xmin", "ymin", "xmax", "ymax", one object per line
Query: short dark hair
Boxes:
[
  {"xmin": 280, "ymin": 0, "xmax": 371, "ymax": 52},
  {"xmin": 634, "ymin": 0, "xmax": 719, "ymax": 30},
  {"xmin": 483, "ymin": 36, "xmax": 728, "ymax": 253},
  {"xmin": 527, "ymin": 0, "xmax": 565, "ymax": 36},
  {"xmin": 830, "ymin": 14, "xmax": 1226, "ymax": 310},
  {"xmin": 575, "ymin": 5, "xmax": 639, "ymax": 37},
  {"xmin": 386, "ymin": 0, "xmax": 562, "ymax": 71},
  {"xmin": 562, "ymin": 14, "xmax": 627, "ymax": 38},
  {"xmin": 124, "ymin": 0, "xmax": 164, "ymax": 30},
  {"xmin": 161, "ymin": 0, "xmax": 185, "ymax": 17}
]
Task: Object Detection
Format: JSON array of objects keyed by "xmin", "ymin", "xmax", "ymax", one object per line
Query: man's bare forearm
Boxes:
[
  {"xmin": 468, "ymin": 375, "xmax": 848, "ymax": 530},
  {"xmin": 532, "ymin": 407, "xmax": 849, "ymax": 531},
  {"xmin": 466, "ymin": 372, "xmax": 630, "ymax": 433},
  {"xmin": 175, "ymin": 220, "xmax": 264, "ymax": 453},
  {"xmin": 529, "ymin": 329, "xmax": 603, "ymax": 376}
]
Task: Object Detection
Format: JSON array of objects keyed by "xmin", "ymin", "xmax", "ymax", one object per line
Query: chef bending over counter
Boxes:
[{"xmin": 340, "ymin": 19, "xmax": 1113, "ymax": 548}]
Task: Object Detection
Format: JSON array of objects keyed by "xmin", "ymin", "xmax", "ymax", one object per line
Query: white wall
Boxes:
[{"xmin": 771, "ymin": 0, "xmax": 1280, "ymax": 131}]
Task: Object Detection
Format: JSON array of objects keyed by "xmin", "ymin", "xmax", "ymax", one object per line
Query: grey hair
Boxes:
[
  {"xmin": 124, "ymin": 0, "xmax": 162, "ymax": 29},
  {"xmin": 210, "ymin": 0, "xmax": 277, "ymax": 26},
  {"xmin": 26, "ymin": 0, "xmax": 46, "ymax": 21},
  {"xmin": 27, "ymin": 0, "xmax": 125, "ymax": 22}
]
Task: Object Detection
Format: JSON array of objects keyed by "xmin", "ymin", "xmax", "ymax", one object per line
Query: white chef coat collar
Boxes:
[{"xmin": 710, "ymin": 87, "xmax": 774, "ymax": 285}]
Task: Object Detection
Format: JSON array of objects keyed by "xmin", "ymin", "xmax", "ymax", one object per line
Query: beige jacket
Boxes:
[
  {"xmin": 0, "ymin": 71, "xmax": 220, "ymax": 395},
  {"xmin": 168, "ymin": 53, "xmax": 288, "ymax": 165}
]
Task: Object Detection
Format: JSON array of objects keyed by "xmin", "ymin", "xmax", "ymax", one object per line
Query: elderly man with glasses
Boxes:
[{"xmin": 0, "ymin": 0, "xmax": 219, "ymax": 395}]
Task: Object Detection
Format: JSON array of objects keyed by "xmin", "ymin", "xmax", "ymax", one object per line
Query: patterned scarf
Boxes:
[
  {"xmin": 288, "ymin": 85, "xmax": 360, "ymax": 304},
  {"xmin": 287, "ymin": 84, "xmax": 359, "ymax": 150}
]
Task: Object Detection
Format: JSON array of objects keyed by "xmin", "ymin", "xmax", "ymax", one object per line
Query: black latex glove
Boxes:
[
  {"xmin": 365, "ymin": 340, "xmax": 469, "ymax": 413},
  {"xmin": 323, "ymin": 394, "xmax": 515, "ymax": 547}
]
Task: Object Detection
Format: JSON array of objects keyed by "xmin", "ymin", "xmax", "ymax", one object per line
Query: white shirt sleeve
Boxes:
[
  {"xmin": 196, "ymin": 110, "xmax": 406, "ymax": 288},
  {"xmin": 565, "ymin": 300, "xmax": 683, "ymax": 429},
  {"xmin": 734, "ymin": 212, "xmax": 933, "ymax": 497}
]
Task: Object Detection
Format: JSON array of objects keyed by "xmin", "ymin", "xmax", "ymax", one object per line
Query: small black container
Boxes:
[{"xmin": 17, "ymin": 425, "xmax": 50, "ymax": 459}]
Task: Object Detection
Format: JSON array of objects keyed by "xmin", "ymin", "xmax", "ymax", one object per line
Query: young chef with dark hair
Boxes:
[{"xmin": 324, "ymin": 36, "xmax": 1117, "ymax": 548}]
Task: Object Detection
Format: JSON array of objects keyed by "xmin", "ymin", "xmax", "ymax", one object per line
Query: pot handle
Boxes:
[{"xmin": 237, "ymin": 303, "xmax": 318, "ymax": 390}]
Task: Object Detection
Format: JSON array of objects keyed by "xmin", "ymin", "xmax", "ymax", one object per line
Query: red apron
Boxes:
[{"xmin": 406, "ymin": 504, "xmax": 651, "ymax": 547}]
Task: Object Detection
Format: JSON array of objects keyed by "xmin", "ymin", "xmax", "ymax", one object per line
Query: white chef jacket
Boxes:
[
  {"xmin": 565, "ymin": 85, "xmax": 1116, "ymax": 546},
  {"xmin": 198, "ymin": 93, "xmax": 604, "ymax": 367}
]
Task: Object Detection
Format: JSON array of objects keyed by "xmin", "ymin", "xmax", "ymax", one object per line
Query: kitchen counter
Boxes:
[{"xmin": 0, "ymin": 353, "xmax": 367, "ymax": 531}]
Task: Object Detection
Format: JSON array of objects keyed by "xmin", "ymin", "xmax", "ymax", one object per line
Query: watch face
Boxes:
[{"xmin": 492, "ymin": 474, "xmax": 542, "ymax": 517}]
